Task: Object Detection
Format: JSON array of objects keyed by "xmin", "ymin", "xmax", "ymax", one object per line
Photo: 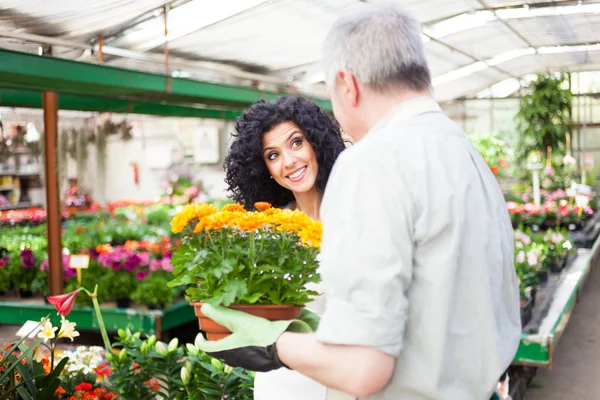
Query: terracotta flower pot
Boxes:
[{"xmin": 191, "ymin": 302, "xmax": 303, "ymax": 341}]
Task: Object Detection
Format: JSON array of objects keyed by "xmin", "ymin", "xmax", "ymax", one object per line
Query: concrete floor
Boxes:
[{"xmin": 526, "ymin": 258, "xmax": 600, "ymax": 400}]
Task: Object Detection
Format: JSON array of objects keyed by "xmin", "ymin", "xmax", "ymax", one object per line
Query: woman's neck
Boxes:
[{"xmin": 292, "ymin": 189, "xmax": 323, "ymax": 221}]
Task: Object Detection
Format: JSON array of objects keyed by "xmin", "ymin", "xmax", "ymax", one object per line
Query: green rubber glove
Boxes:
[
  {"xmin": 298, "ymin": 308, "xmax": 321, "ymax": 331},
  {"xmin": 196, "ymin": 304, "xmax": 312, "ymax": 372}
]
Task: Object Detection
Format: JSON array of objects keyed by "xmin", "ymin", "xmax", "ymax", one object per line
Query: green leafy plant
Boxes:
[
  {"xmin": 131, "ymin": 271, "xmax": 177, "ymax": 307},
  {"xmin": 102, "ymin": 270, "xmax": 137, "ymax": 301},
  {"xmin": 168, "ymin": 203, "xmax": 321, "ymax": 306},
  {"xmin": 515, "ymin": 73, "xmax": 572, "ymax": 165},
  {"xmin": 106, "ymin": 328, "xmax": 253, "ymax": 400},
  {"xmin": 469, "ymin": 132, "xmax": 511, "ymax": 177},
  {"xmin": 0, "ymin": 316, "xmax": 78, "ymax": 399}
]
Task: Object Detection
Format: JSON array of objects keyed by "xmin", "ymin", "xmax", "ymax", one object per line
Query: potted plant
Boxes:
[
  {"xmin": 131, "ymin": 271, "xmax": 177, "ymax": 309},
  {"xmin": 7, "ymin": 248, "xmax": 38, "ymax": 297},
  {"xmin": 0, "ymin": 255, "xmax": 10, "ymax": 295},
  {"xmin": 103, "ymin": 270, "xmax": 137, "ymax": 308},
  {"xmin": 169, "ymin": 202, "xmax": 321, "ymax": 340}
]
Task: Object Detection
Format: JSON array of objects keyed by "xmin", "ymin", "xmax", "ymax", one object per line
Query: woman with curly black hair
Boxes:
[
  {"xmin": 224, "ymin": 96, "xmax": 346, "ymax": 221},
  {"xmin": 225, "ymin": 96, "xmax": 350, "ymax": 399}
]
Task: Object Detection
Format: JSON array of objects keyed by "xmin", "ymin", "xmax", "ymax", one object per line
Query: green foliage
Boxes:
[
  {"xmin": 515, "ymin": 73, "xmax": 572, "ymax": 165},
  {"xmin": 102, "ymin": 270, "xmax": 138, "ymax": 301},
  {"xmin": 169, "ymin": 229, "xmax": 320, "ymax": 306},
  {"xmin": 64, "ymin": 261, "xmax": 108, "ymax": 306},
  {"xmin": 0, "ymin": 322, "xmax": 69, "ymax": 400},
  {"xmin": 106, "ymin": 328, "xmax": 253, "ymax": 400},
  {"xmin": 131, "ymin": 271, "xmax": 177, "ymax": 306},
  {"xmin": 469, "ymin": 132, "xmax": 511, "ymax": 177}
]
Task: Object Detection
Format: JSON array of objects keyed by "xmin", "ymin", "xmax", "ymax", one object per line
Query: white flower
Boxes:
[
  {"xmin": 37, "ymin": 319, "xmax": 58, "ymax": 343},
  {"xmin": 57, "ymin": 317, "xmax": 80, "ymax": 342}
]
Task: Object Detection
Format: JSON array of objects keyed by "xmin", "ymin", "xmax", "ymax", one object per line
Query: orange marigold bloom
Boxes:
[
  {"xmin": 254, "ymin": 202, "xmax": 272, "ymax": 211},
  {"xmin": 222, "ymin": 203, "xmax": 246, "ymax": 212}
]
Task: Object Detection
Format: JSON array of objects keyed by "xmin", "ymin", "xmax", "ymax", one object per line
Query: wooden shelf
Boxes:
[
  {"xmin": 0, "ymin": 202, "xmax": 43, "ymax": 211},
  {"xmin": 0, "ymin": 170, "xmax": 41, "ymax": 177}
]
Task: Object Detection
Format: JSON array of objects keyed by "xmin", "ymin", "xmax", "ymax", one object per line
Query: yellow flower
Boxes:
[
  {"xmin": 171, "ymin": 203, "xmax": 217, "ymax": 234},
  {"xmin": 32, "ymin": 346, "xmax": 43, "ymax": 362},
  {"xmin": 57, "ymin": 317, "xmax": 79, "ymax": 342},
  {"xmin": 37, "ymin": 319, "xmax": 58, "ymax": 343}
]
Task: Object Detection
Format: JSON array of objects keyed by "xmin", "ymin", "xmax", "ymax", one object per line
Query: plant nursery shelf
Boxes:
[
  {"xmin": 512, "ymin": 232, "xmax": 600, "ymax": 368},
  {"xmin": 0, "ymin": 202, "xmax": 43, "ymax": 211},
  {"xmin": 0, "ymin": 299, "xmax": 196, "ymax": 339}
]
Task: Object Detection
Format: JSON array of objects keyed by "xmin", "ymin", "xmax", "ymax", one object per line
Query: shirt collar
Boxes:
[{"xmin": 369, "ymin": 95, "xmax": 442, "ymax": 134}]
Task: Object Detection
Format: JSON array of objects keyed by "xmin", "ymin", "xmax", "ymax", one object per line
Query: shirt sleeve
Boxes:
[{"xmin": 315, "ymin": 148, "xmax": 416, "ymax": 357}]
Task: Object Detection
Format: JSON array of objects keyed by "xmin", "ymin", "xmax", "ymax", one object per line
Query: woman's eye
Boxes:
[
  {"xmin": 267, "ymin": 152, "xmax": 278, "ymax": 161},
  {"xmin": 292, "ymin": 139, "xmax": 303, "ymax": 148}
]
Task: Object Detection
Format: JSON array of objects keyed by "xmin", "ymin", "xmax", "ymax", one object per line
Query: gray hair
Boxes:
[{"xmin": 321, "ymin": 3, "xmax": 431, "ymax": 92}]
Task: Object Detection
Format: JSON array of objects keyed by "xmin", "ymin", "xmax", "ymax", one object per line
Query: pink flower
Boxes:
[
  {"xmin": 149, "ymin": 260, "xmax": 162, "ymax": 272},
  {"xmin": 47, "ymin": 289, "xmax": 81, "ymax": 317},
  {"xmin": 522, "ymin": 235, "xmax": 531, "ymax": 246},
  {"xmin": 516, "ymin": 251, "xmax": 525, "ymax": 264},
  {"xmin": 551, "ymin": 233, "xmax": 564, "ymax": 244},
  {"xmin": 137, "ymin": 252, "xmax": 150, "ymax": 267},
  {"xmin": 527, "ymin": 251, "xmax": 538, "ymax": 267},
  {"xmin": 544, "ymin": 166, "xmax": 555, "ymax": 176},
  {"xmin": 136, "ymin": 271, "xmax": 149, "ymax": 280}
]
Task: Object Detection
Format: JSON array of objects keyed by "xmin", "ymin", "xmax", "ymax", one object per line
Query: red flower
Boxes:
[
  {"xmin": 490, "ymin": 165, "xmax": 499, "ymax": 175},
  {"xmin": 47, "ymin": 289, "xmax": 81, "ymax": 317},
  {"xmin": 95, "ymin": 364, "xmax": 113, "ymax": 378},
  {"xmin": 499, "ymin": 158, "xmax": 508, "ymax": 168},
  {"xmin": 144, "ymin": 379, "xmax": 161, "ymax": 392},
  {"xmin": 76, "ymin": 226, "xmax": 84, "ymax": 233},
  {"xmin": 75, "ymin": 382, "xmax": 93, "ymax": 391}
]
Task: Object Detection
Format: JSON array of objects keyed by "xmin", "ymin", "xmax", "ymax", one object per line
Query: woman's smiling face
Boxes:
[{"xmin": 262, "ymin": 121, "xmax": 319, "ymax": 195}]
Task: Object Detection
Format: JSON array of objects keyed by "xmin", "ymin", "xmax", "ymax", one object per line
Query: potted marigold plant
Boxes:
[{"xmin": 168, "ymin": 202, "xmax": 321, "ymax": 340}]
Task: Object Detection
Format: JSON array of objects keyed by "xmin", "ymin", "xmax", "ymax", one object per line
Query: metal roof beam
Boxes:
[
  {"xmin": 0, "ymin": 88, "xmax": 244, "ymax": 120},
  {"xmin": 0, "ymin": 48, "xmax": 332, "ymax": 111},
  {"xmin": 474, "ymin": 0, "xmax": 537, "ymax": 49},
  {"xmin": 423, "ymin": 34, "xmax": 520, "ymax": 81}
]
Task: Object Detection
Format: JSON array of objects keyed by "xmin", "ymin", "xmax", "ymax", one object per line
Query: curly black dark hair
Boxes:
[{"xmin": 224, "ymin": 96, "xmax": 346, "ymax": 210}]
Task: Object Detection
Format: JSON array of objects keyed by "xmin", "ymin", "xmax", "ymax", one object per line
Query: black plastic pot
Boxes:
[
  {"xmin": 520, "ymin": 295, "xmax": 534, "ymax": 328},
  {"xmin": 147, "ymin": 303, "xmax": 165, "ymax": 310},
  {"xmin": 537, "ymin": 270, "xmax": 549, "ymax": 285},
  {"xmin": 116, "ymin": 298, "xmax": 131, "ymax": 309},
  {"xmin": 19, "ymin": 290, "xmax": 33, "ymax": 298}
]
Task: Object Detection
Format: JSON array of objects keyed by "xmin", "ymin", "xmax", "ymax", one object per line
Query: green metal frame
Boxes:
[
  {"xmin": 512, "ymin": 234, "xmax": 600, "ymax": 367},
  {"xmin": 0, "ymin": 89, "xmax": 243, "ymax": 120},
  {"xmin": 0, "ymin": 300, "xmax": 196, "ymax": 338},
  {"xmin": 0, "ymin": 49, "xmax": 332, "ymax": 111}
]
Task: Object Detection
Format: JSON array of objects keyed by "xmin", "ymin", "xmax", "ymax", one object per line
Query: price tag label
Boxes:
[{"xmin": 69, "ymin": 255, "xmax": 90, "ymax": 269}]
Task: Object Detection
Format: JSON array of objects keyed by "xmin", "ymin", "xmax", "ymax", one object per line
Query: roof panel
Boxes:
[
  {"xmin": 0, "ymin": 0, "xmax": 169, "ymax": 39},
  {"xmin": 434, "ymin": 69, "xmax": 506, "ymax": 102},
  {"xmin": 440, "ymin": 20, "xmax": 528, "ymax": 59},
  {"xmin": 425, "ymin": 41, "xmax": 476, "ymax": 76},
  {"xmin": 509, "ymin": 14, "xmax": 600, "ymax": 46},
  {"xmin": 163, "ymin": 0, "xmax": 356, "ymax": 71},
  {"xmin": 371, "ymin": 0, "xmax": 480, "ymax": 23}
]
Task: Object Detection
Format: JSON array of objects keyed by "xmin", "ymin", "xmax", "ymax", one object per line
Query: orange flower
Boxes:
[
  {"xmin": 254, "ymin": 202, "xmax": 272, "ymax": 211},
  {"xmin": 490, "ymin": 165, "xmax": 499, "ymax": 175},
  {"xmin": 124, "ymin": 240, "xmax": 139, "ymax": 251},
  {"xmin": 96, "ymin": 244, "xmax": 113, "ymax": 254},
  {"xmin": 54, "ymin": 386, "xmax": 66, "ymax": 396},
  {"xmin": 222, "ymin": 203, "xmax": 246, "ymax": 212}
]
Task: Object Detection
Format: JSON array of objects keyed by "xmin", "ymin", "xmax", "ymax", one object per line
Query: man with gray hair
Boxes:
[{"xmin": 197, "ymin": 3, "xmax": 521, "ymax": 399}]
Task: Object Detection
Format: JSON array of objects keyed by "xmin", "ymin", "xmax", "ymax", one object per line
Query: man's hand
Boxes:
[{"xmin": 195, "ymin": 304, "xmax": 312, "ymax": 372}]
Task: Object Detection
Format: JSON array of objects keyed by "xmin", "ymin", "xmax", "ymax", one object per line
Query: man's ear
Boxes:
[{"xmin": 337, "ymin": 69, "xmax": 359, "ymax": 107}]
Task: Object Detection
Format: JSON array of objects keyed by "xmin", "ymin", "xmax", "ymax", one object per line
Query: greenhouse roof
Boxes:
[{"xmin": 1, "ymin": 0, "xmax": 600, "ymax": 105}]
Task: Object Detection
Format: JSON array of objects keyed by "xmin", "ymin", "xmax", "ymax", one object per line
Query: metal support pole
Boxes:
[
  {"xmin": 98, "ymin": 34, "xmax": 104, "ymax": 62},
  {"xmin": 43, "ymin": 91, "xmax": 63, "ymax": 296},
  {"xmin": 163, "ymin": 6, "xmax": 169, "ymax": 74}
]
